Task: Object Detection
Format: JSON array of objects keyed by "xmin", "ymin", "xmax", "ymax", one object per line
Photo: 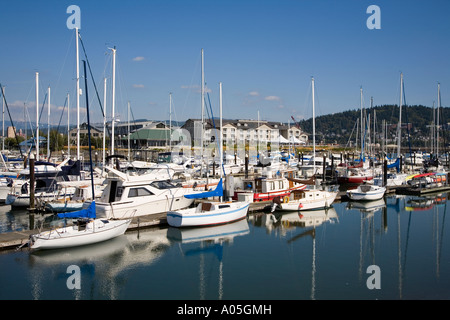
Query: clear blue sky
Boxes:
[{"xmin": 1, "ymin": 0, "xmax": 449, "ymax": 127}]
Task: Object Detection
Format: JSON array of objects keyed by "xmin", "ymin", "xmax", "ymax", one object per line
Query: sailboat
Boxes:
[
  {"xmin": 29, "ymin": 59, "xmax": 131, "ymax": 250},
  {"xmin": 274, "ymin": 77, "xmax": 338, "ymax": 212},
  {"xmin": 167, "ymin": 76, "xmax": 250, "ymax": 228}
]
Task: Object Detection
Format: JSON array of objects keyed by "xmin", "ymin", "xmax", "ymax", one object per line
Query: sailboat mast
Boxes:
[
  {"xmin": 2, "ymin": 85, "xmax": 4, "ymax": 153},
  {"xmin": 127, "ymin": 101, "xmax": 130, "ymax": 161},
  {"xmin": 76, "ymin": 27, "xmax": 80, "ymax": 161},
  {"xmin": 219, "ymin": 82, "xmax": 223, "ymax": 178},
  {"xmin": 201, "ymin": 48, "xmax": 205, "ymax": 175},
  {"xmin": 111, "ymin": 47, "xmax": 116, "ymax": 156},
  {"xmin": 47, "ymin": 86, "xmax": 50, "ymax": 160},
  {"xmin": 312, "ymin": 77, "xmax": 315, "ymax": 170},
  {"xmin": 67, "ymin": 93, "xmax": 70, "ymax": 159},
  {"xmin": 360, "ymin": 86, "xmax": 363, "ymax": 157},
  {"xmin": 397, "ymin": 73, "xmax": 403, "ymax": 158},
  {"xmin": 103, "ymin": 78, "xmax": 107, "ymax": 169},
  {"xmin": 437, "ymin": 82, "xmax": 440, "ymax": 157},
  {"xmin": 36, "ymin": 72, "xmax": 39, "ymax": 161},
  {"xmin": 169, "ymin": 92, "xmax": 172, "ymax": 152}
]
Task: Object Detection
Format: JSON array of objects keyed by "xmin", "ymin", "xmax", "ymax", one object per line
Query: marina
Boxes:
[
  {"xmin": 0, "ymin": 189, "xmax": 449, "ymax": 300},
  {"xmin": 0, "ymin": 1, "xmax": 449, "ymax": 303}
]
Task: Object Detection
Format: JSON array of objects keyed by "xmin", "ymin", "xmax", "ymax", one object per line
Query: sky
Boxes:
[{"xmin": 0, "ymin": 0, "xmax": 449, "ymax": 128}]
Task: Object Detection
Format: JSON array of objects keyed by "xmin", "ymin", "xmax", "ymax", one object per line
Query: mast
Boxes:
[
  {"xmin": 47, "ymin": 86, "xmax": 51, "ymax": 160},
  {"xmin": 67, "ymin": 93, "xmax": 70, "ymax": 159},
  {"xmin": 2, "ymin": 85, "xmax": 4, "ymax": 153},
  {"xmin": 36, "ymin": 72, "xmax": 39, "ymax": 161},
  {"xmin": 103, "ymin": 78, "xmax": 107, "ymax": 169},
  {"xmin": 76, "ymin": 27, "xmax": 80, "ymax": 161},
  {"xmin": 437, "ymin": 82, "xmax": 440, "ymax": 157},
  {"xmin": 219, "ymin": 82, "xmax": 223, "ymax": 178},
  {"xmin": 111, "ymin": 47, "xmax": 116, "ymax": 156},
  {"xmin": 201, "ymin": 48, "xmax": 205, "ymax": 175},
  {"xmin": 397, "ymin": 73, "xmax": 403, "ymax": 158},
  {"xmin": 127, "ymin": 101, "xmax": 130, "ymax": 161},
  {"xmin": 360, "ymin": 86, "xmax": 364, "ymax": 158},
  {"xmin": 312, "ymin": 77, "xmax": 315, "ymax": 173},
  {"xmin": 169, "ymin": 92, "xmax": 172, "ymax": 152}
]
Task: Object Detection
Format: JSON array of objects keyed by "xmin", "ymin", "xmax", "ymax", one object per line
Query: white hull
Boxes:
[
  {"xmin": 278, "ymin": 189, "xmax": 338, "ymax": 211},
  {"xmin": 347, "ymin": 185, "xmax": 386, "ymax": 201},
  {"xmin": 30, "ymin": 218, "xmax": 131, "ymax": 250},
  {"xmin": 167, "ymin": 201, "xmax": 250, "ymax": 228},
  {"xmin": 92, "ymin": 190, "xmax": 195, "ymax": 219}
]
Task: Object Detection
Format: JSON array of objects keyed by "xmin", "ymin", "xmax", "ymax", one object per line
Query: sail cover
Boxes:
[
  {"xmin": 57, "ymin": 201, "xmax": 96, "ymax": 219},
  {"xmin": 184, "ymin": 179, "xmax": 223, "ymax": 199}
]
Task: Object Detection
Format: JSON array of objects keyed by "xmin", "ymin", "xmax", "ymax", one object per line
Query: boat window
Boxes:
[
  {"xmin": 150, "ymin": 180, "xmax": 176, "ymax": 189},
  {"xmin": 128, "ymin": 187, "xmax": 154, "ymax": 197},
  {"xmin": 116, "ymin": 186, "xmax": 124, "ymax": 200},
  {"xmin": 218, "ymin": 205, "xmax": 230, "ymax": 209}
]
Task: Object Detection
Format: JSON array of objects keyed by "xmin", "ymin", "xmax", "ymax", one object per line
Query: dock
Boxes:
[{"xmin": 0, "ymin": 200, "xmax": 271, "ymax": 252}]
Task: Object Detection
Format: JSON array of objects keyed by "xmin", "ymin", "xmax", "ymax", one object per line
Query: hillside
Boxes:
[{"xmin": 297, "ymin": 104, "xmax": 450, "ymax": 149}]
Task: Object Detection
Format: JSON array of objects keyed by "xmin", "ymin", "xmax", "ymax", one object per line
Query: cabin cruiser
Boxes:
[{"xmin": 82, "ymin": 166, "xmax": 204, "ymax": 219}]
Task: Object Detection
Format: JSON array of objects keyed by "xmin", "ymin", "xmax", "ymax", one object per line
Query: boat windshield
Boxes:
[{"xmin": 150, "ymin": 180, "xmax": 176, "ymax": 189}]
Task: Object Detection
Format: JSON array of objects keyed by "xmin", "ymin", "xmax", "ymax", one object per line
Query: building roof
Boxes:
[{"xmin": 123, "ymin": 128, "xmax": 172, "ymax": 141}]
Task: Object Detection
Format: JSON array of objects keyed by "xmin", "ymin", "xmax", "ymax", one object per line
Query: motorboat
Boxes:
[
  {"xmin": 273, "ymin": 188, "xmax": 338, "ymax": 211},
  {"xmin": 82, "ymin": 166, "xmax": 202, "ymax": 219},
  {"xmin": 346, "ymin": 184, "xmax": 386, "ymax": 201}
]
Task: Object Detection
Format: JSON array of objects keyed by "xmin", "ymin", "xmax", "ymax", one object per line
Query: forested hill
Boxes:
[{"xmin": 297, "ymin": 104, "xmax": 450, "ymax": 147}]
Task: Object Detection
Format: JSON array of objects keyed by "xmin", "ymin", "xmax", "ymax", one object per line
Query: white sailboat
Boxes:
[
  {"xmin": 167, "ymin": 75, "xmax": 250, "ymax": 228},
  {"xmin": 29, "ymin": 58, "xmax": 130, "ymax": 250},
  {"xmin": 276, "ymin": 77, "xmax": 338, "ymax": 212}
]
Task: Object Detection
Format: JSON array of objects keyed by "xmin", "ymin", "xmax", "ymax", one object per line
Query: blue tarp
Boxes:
[
  {"xmin": 184, "ymin": 179, "xmax": 223, "ymax": 199},
  {"xmin": 57, "ymin": 201, "xmax": 96, "ymax": 219}
]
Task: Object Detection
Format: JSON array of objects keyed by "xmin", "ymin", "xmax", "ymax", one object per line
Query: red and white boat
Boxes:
[
  {"xmin": 337, "ymin": 168, "xmax": 374, "ymax": 184},
  {"xmin": 231, "ymin": 175, "xmax": 307, "ymax": 203}
]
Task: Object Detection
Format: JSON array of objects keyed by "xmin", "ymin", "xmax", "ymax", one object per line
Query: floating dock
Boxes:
[{"xmin": 0, "ymin": 201, "xmax": 271, "ymax": 252}]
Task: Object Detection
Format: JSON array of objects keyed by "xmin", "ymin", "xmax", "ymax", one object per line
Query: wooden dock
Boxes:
[{"xmin": 0, "ymin": 201, "xmax": 271, "ymax": 252}]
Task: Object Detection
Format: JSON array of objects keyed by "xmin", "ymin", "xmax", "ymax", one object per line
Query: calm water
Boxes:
[{"xmin": 0, "ymin": 192, "xmax": 449, "ymax": 300}]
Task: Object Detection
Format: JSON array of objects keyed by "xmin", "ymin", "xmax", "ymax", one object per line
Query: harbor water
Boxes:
[{"xmin": 0, "ymin": 192, "xmax": 449, "ymax": 300}]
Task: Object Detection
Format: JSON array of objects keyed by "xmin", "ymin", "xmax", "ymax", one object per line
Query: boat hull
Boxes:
[
  {"xmin": 167, "ymin": 202, "xmax": 250, "ymax": 228},
  {"xmin": 347, "ymin": 187, "xmax": 386, "ymax": 201},
  {"xmin": 278, "ymin": 190, "xmax": 338, "ymax": 211},
  {"xmin": 30, "ymin": 218, "xmax": 131, "ymax": 250}
]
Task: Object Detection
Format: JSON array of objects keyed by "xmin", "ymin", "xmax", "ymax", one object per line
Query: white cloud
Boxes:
[
  {"xmin": 132, "ymin": 56, "xmax": 145, "ymax": 62},
  {"xmin": 264, "ymin": 95, "xmax": 281, "ymax": 101},
  {"xmin": 249, "ymin": 91, "xmax": 259, "ymax": 96},
  {"xmin": 133, "ymin": 84, "xmax": 145, "ymax": 88}
]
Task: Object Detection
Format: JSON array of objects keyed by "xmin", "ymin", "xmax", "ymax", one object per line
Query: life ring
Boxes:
[{"xmin": 283, "ymin": 196, "xmax": 289, "ymax": 203}]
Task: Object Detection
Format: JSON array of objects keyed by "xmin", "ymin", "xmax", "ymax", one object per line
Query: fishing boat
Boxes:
[
  {"xmin": 346, "ymin": 184, "xmax": 386, "ymax": 201},
  {"xmin": 167, "ymin": 179, "xmax": 250, "ymax": 228}
]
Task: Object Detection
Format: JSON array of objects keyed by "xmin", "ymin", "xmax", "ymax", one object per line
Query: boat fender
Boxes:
[{"xmin": 283, "ymin": 196, "xmax": 289, "ymax": 203}]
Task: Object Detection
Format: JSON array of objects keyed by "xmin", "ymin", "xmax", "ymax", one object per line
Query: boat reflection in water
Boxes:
[
  {"xmin": 27, "ymin": 227, "xmax": 171, "ymax": 300},
  {"xmin": 167, "ymin": 219, "xmax": 250, "ymax": 300}
]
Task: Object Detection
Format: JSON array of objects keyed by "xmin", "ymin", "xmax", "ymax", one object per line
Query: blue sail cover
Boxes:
[
  {"xmin": 387, "ymin": 158, "xmax": 400, "ymax": 172},
  {"xmin": 57, "ymin": 201, "xmax": 96, "ymax": 219},
  {"xmin": 184, "ymin": 179, "xmax": 223, "ymax": 199}
]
